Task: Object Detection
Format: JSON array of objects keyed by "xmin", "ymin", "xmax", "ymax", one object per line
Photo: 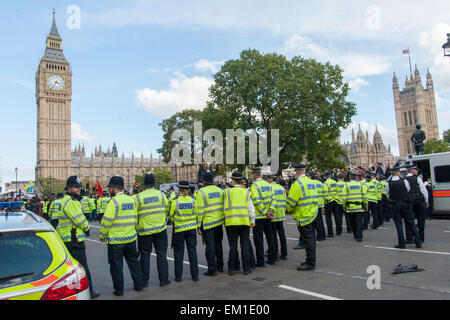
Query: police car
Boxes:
[{"xmin": 0, "ymin": 201, "xmax": 90, "ymax": 300}]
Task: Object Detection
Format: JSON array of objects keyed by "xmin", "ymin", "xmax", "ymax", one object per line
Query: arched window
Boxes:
[
  {"xmin": 404, "ymin": 112, "xmax": 408, "ymax": 126},
  {"xmin": 413, "ymin": 110, "xmax": 417, "ymax": 124},
  {"xmin": 408, "ymin": 111, "xmax": 412, "ymax": 125}
]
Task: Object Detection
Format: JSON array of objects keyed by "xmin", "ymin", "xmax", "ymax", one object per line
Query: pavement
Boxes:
[{"xmin": 83, "ymin": 216, "xmax": 450, "ymax": 300}]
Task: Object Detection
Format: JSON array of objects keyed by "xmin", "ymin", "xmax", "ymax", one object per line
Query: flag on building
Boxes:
[{"xmin": 403, "ymin": 48, "xmax": 410, "ymax": 54}]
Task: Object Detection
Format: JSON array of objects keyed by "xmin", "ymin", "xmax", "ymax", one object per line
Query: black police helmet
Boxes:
[
  {"xmin": 66, "ymin": 176, "xmax": 82, "ymax": 189},
  {"xmin": 107, "ymin": 176, "xmax": 125, "ymax": 189},
  {"xmin": 143, "ymin": 173, "xmax": 157, "ymax": 188}
]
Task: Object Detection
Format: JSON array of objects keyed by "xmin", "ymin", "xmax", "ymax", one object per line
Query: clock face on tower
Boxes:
[{"xmin": 47, "ymin": 74, "xmax": 65, "ymax": 91}]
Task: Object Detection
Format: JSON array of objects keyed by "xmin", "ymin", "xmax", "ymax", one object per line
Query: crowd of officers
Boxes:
[{"xmin": 42, "ymin": 162, "xmax": 430, "ymax": 298}]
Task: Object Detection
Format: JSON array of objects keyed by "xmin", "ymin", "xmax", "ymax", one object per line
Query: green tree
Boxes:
[
  {"xmin": 424, "ymin": 138, "xmax": 450, "ymax": 154},
  {"xmin": 205, "ymin": 49, "xmax": 356, "ymax": 172},
  {"xmin": 158, "ymin": 49, "xmax": 356, "ymax": 174},
  {"xmin": 443, "ymin": 129, "xmax": 450, "ymax": 144},
  {"xmin": 135, "ymin": 167, "xmax": 174, "ymax": 192},
  {"xmin": 38, "ymin": 178, "xmax": 66, "ymax": 198}
]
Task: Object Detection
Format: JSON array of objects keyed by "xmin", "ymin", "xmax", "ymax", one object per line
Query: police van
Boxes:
[{"xmin": 402, "ymin": 152, "xmax": 450, "ymax": 215}]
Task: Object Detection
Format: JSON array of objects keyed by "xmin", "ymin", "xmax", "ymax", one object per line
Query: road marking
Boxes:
[
  {"xmin": 278, "ymin": 285, "xmax": 342, "ymax": 300},
  {"xmin": 85, "ymin": 239, "xmax": 208, "ymax": 269},
  {"xmin": 365, "ymin": 245, "xmax": 450, "ymax": 256},
  {"xmin": 444, "ymin": 231, "xmax": 450, "ymax": 233}
]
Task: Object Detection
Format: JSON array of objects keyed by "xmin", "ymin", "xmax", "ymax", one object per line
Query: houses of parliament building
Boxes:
[{"xmin": 35, "ymin": 13, "xmax": 198, "ymax": 190}]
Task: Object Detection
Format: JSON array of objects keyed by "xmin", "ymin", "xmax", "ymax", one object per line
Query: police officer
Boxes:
[
  {"xmin": 377, "ymin": 174, "xmax": 388, "ymax": 225},
  {"xmin": 224, "ymin": 171, "xmax": 256, "ymax": 275},
  {"xmin": 287, "ymin": 164, "xmax": 319, "ymax": 271},
  {"xmin": 363, "ymin": 173, "xmax": 379, "ymax": 230},
  {"xmin": 308, "ymin": 171, "xmax": 327, "ymax": 241},
  {"xmin": 196, "ymin": 171, "xmax": 225, "ymax": 276},
  {"xmin": 386, "ymin": 167, "xmax": 422, "ymax": 249},
  {"xmin": 265, "ymin": 173, "xmax": 288, "ymax": 260},
  {"xmin": 343, "ymin": 172, "xmax": 368, "ymax": 242},
  {"xmin": 323, "ymin": 171, "xmax": 340, "ymax": 237},
  {"xmin": 336, "ymin": 174, "xmax": 348, "ymax": 233},
  {"xmin": 49, "ymin": 192, "xmax": 64, "ymax": 229},
  {"xmin": 405, "ymin": 165, "xmax": 429, "ymax": 243},
  {"xmin": 98, "ymin": 192, "xmax": 111, "ymax": 222},
  {"xmin": 80, "ymin": 189, "xmax": 92, "ymax": 222},
  {"xmin": 55, "ymin": 176, "xmax": 100, "ymax": 299},
  {"xmin": 169, "ymin": 181, "xmax": 199, "ymax": 282},
  {"xmin": 250, "ymin": 168, "xmax": 276, "ymax": 267},
  {"xmin": 135, "ymin": 173, "xmax": 170, "ymax": 287},
  {"xmin": 100, "ymin": 176, "xmax": 144, "ymax": 296}
]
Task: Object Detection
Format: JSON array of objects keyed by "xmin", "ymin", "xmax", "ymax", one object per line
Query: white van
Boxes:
[{"xmin": 402, "ymin": 152, "xmax": 450, "ymax": 214}]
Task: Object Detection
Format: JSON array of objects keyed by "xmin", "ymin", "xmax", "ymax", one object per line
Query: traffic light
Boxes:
[{"xmin": 135, "ymin": 182, "xmax": 139, "ymax": 189}]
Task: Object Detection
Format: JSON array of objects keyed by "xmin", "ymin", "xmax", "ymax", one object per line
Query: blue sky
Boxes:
[{"xmin": 1, "ymin": 0, "xmax": 450, "ymax": 189}]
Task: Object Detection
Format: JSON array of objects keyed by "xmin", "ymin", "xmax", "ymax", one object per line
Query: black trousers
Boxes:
[
  {"xmin": 67, "ymin": 245, "xmax": 95, "ymax": 295},
  {"xmin": 325, "ymin": 201, "xmax": 342, "ymax": 236},
  {"xmin": 271, "ymin": 221, "xmax": 288, "ymax": 257},
  {"xmin": 138, "ymin": 230, "xmax": 169, "ymax": 286},
  {"xmin": 202, "ymin": 225, "xmax": 224, "ymax": 273},
  {"xmin": 253, "ymin": 218, "xmax": 276, "ymax": 265},
  {"xmin": 348, "ymin": 213, "xmax": 363, "ymax": 241},
  {"xmin": 405, "ymin": 201, "xmax": 426, "ymax": 242},
  {"xmin": 226, "ymin": 225, "xmax": 251, "ymax": 272},
  {"xmin": 314, "ymin": 208, "xmax": 327, "ymax": 239},
  {"xmin": 342, "ymin": 207, "xmax": 352, "ymax": 233},
  {"xmin": 365, "ymin": 202, "xmax": 378, "ymax": 229},
  {"xmin": 392, "ymin": 202, "xmax": 421, "ymax": 246},
  {"xmin": 172, "ymin": 229, "xmax": 199, "ymax": 280},
  {"xmin": 107, "ymin": 241, "xmax": 144, "ymax": 294},
  {"xmin": 298, "ymin": 221, "xmax": 316, "ymax": 266}
]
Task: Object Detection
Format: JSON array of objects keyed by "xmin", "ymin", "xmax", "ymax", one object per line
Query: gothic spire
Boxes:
[{"xmin": 48, "ymin": 10, "xmax": 62, "ymax": 41}]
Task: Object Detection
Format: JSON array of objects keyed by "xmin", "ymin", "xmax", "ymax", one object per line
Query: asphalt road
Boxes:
[{"xmin": 83, "ymin": 216, "xmax": 450, "ymax": 300}]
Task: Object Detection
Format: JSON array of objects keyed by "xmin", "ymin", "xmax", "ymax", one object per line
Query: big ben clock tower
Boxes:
[{"xmin": 36, "ymin": 11, "xmax": 72, "ymax": 181}]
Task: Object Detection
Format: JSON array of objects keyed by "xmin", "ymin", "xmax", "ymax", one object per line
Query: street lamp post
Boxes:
[
  {"xmin": 443, "ymin": 33, "xmax": 450, "ymax": 58},
  {"xmin": 15, "ymin": 167, "xmax": 18, "ymax": 198}
]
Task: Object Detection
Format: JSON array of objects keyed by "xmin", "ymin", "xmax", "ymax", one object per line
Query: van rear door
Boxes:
[{"xmin": 430, "ymin": 155, "xmax": 450, "ymax": 213}]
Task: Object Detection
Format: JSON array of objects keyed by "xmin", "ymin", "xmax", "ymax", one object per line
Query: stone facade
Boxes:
[
  {"xmin": 393, "ymin": 66, "xmax": 439, "ymax": 157},
  {"xmin": 35, "ymin": 13, "xmax": 198, "ymax": 190},
  {"xmin": 342, "ymin": 125, "xmax": 395, "ymax": 169}
]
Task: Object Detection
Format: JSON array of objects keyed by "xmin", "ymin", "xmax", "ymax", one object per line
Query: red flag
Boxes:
[
  {"xmin": 402, "ymin": 49, "xmax": 409, "ymax": 54},
  {"xmin": 96, "ymin": 180, "xmax": 103, "ymax": 197}
]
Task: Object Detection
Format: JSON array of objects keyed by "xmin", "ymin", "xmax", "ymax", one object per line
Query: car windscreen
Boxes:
[{"xmin": 0, "ymin": 231, "xmax": 53, "ymax": 289}]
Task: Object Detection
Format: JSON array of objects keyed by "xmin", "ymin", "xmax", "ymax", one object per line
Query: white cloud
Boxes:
[
  {"xmin": 417, "ymin": 23, "xmax": 450, "ymax": 92},
  {"xmin": 283, "ymin": 34, "xmax": 391, "ymax": 79},
  {"xmin": 348, "ymin": 78, "xmax": 370, "ymax": 95},
  {"xmin": 136, "ymin": 72, "xmax": 213, "ymax": 117},
  {"xmin": 72, "ymin": 123, "xmax": 95, "ymax": 142},
  {"xmin": 341, "ymin": 121, "xmax": 399, "ymax": 157},
  {"xmin": 194, "ymin": 59, "xmax": 223, "ymax": 73}
]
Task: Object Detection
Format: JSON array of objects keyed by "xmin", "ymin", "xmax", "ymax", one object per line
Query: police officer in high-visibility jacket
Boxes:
[
  {"xmin": 265, "ymin": 173, "xmax": 288, "ymax": 261},
  {"xmin": 323, "ymin": 171, "xmax": 341, "ymax": 237},
  {"xmin": 49, "ymin": 192, "xmax": 64, "ymax": 229},
  {"xmin": 377, "ymin": 174, "xmax": 388, "ymax": 226},
  {"xmin": 89, "ymin": 196, "xmax": 97, "ymax": 221},
  {"xmin": 287, "ymin": 164, "xmax": 319, "ymax": 271},
  {"xmin": 55, "ymin": 176, "xmax": 100, "ymax": 299},
  {"xmin": 80, "ymin": 189, "xmax": 92, "ymax": 221},
  {"xmin": 98, "ymin": 192, "xmax": 111, "ymax": 222},
  {"xmin": 308, "ymin": 171, "xmax": 327, "ymax": 241},
  {"xmin": 135, "ymin": 173, "xmax": 170, "ymax": 287},
  {"xmin": 343, "ymin": 172, "xmax": 368, "ymax": 242},
  {"xmin": 169, "ymin": 181, "xmax": 199, "ymax": 282},
  {"xmin": 224, "ymin": 171, "xmax": 256, "ymax": 276},
  {"xmin": 363, "ymin": 173, "xmax": 379, "ymax": 230},
  {"xmin": 196, "ymin": 171, "xmax": 225, "ymax": 276},
  {"xmin": 250, "ymin": 168, "xmax": 276, "ymax": 267},
  {"xmin": 336, "ymin": 174, "xmax": 350, "ymax": 233},
  {"xmin": 100, "ymin": 176, "xmax": 144, "ymax": 296}
]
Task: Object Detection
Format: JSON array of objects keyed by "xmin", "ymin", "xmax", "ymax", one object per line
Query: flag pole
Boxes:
[{"xmin": 408, "ymin": 46, "xmax": 412, "ymax": 74}]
